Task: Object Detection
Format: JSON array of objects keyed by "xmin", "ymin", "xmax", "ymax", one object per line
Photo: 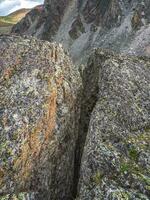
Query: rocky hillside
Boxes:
[
  {"xmin": 0, "ymin": 9, "xmax": 30, "ymax": 34},
  {"xmin": 11, "ymin": 5, "xmax": 44, "ymax": 36},
  {"xmin": 12, "ymin": 0, "xmax": 150, "ymax": 63}
]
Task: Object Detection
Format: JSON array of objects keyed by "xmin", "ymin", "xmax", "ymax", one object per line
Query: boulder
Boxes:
[
  {"xmin": 0, "ymin": 35, "xmax": 81, "ymax": 200},
  {"xmin": 78, "ymin": 50, "xmax": 150, "ymax": 199}
]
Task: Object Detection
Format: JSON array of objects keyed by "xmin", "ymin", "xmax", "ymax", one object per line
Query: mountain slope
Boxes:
[
  {"xmin": 0, "ymin": 8, "xmax": 30, "ymax": 34},
  {"xmin": 12, "ymin": 0, "xmax": 150, "ymax": 64}
]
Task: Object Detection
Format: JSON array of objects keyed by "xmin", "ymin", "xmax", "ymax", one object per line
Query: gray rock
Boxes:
[
  {"xmin": 0, "ymin": 35, "xmax": 81, "ymax": 200},
  {"xmin": 12, "ymin": 0, "xmax": 150, "ymax": 64},
  {"xmin": 78, "ymin": 49, "xmax": 150, "ymax": 199}
]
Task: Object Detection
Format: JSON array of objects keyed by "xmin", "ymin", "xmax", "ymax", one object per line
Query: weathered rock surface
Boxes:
[
  {"xmin": 0, "ymin": 35, "xmax": 81, "ymax": 200},
  {"xmin": 0, "ymin": 34, "xmax": 149, "ymax": 200},
  {"xmin": 78, "ymin": 50, "xmax": 150, "ymax": 199},
  {"xmin": 1, "ymin": 2, "xmax": 150, "ymax": 199},
  {"xmin": 12, "ymin": 0, "xmax": 150, "ymax": 63}
]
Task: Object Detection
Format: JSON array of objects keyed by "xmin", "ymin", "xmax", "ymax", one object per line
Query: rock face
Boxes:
[
  {"xmin": 12, "ymin": 0, "xmax": 150, "ymax": 63},
  {"xmin": 0, "ymin": 36, "xmax": 149, "ymax": 200},
  {"xmin": 1, "ymin": 1, "xmax": 150, "ymax": 199},
  {"xmin": 11, "ymin": 5, "xmax": 44, "ymax": 36},
  {"xmin": 0, "ymin": 35, "xmax": 81, "ymax": 200},
  {"xmin": 78, "ymin": 50, "xmax": 150, "ymax": 199}
]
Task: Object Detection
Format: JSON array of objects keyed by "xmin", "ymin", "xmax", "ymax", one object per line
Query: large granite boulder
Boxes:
[
  {"xmin": 0, "ymin": 35, "xmax": 81, "ymax": 200},
  {"xmin": 78, "ymin": 50, "xmax": 150, "ymax": 199}
]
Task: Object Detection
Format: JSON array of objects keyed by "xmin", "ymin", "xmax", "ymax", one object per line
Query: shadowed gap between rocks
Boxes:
[{"xmin": 72, "ymin": 53, "xmax": 100, "ymax": 199}]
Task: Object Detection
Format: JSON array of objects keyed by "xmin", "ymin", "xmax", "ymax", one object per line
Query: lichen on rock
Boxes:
[
  {"xmin": 0, "ymin": 35, "xmax": 81, "ymax": 200},
  {"xmin": 78, "ymin": 49, "xmax": 150, "ymax": 200}
]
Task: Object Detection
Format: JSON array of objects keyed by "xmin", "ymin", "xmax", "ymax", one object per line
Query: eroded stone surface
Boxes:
[
  {"xmin": 0, "ymin": 35, "xmax": 81, "ymax": 200},
  {"xmin": 78, "ymin": 50, "xmax": 150, "ymax": 199}
]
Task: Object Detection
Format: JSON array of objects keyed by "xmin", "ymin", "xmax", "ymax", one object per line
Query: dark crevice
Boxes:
[{"xmin": 72, "ymin": 53, "xmax": 100, "ymax": 198}]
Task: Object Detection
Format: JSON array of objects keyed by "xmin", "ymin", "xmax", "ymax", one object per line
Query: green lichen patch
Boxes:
[
  {"xmin": 92, "ymin": 171, "xmax": 104, "ymax": 185},
  {"xmin": 0, "ymin": 193, "xmax": 29, "ymax": 200}
]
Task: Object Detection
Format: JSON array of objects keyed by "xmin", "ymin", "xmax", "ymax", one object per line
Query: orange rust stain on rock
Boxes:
[
  {"xmin": 13, "ymin": 87, "xmax": 58, "ymax": 187},
  {"xmin": 0, "ymin": 167, "xmax": 4, "ymax": 187},
  {"xmin": 3, "ymin": 67, "xmax": 14, "ymax": 80},
  {"xmin": 0, "ymin": 167, "xmax": 4, "ymax": 178},
  {"xmin": 3, "ymin": 58, "xmax": 22, "ymax": 80},
  {"xmin": 45, "ymin": 87, "xmax": 57, "ymax": 141}
]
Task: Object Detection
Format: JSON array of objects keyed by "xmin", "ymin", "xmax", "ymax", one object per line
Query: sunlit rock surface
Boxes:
[
  {"xmin": 0, "ymin": 35, "xmax": 81, "ymax": 200},
  {"xmin": 1, "ymin": 1, "xmax": 150, "ymax": 199},
  {"xmin": 78, "ymin": 50, "xmax": 150, "ymax": 200}
]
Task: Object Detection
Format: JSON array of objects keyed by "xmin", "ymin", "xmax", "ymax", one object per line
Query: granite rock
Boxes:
[
  {"xmin": 0, "ymin": 35, "xmax": 81, "ymax": 200},
  {"xmin": 78, "ymin": 49, "xmax": 150, "ymax": 199}
]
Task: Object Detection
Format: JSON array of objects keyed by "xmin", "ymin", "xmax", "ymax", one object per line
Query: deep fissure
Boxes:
[{"xmin": 72, "ymin": 54, "xmax": 100, "ymax": 198}]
